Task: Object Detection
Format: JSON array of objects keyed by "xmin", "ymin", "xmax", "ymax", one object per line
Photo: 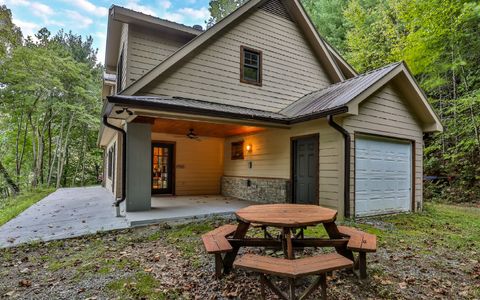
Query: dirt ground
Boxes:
[{"xmin": 0, "ymin": 203, "xmax": 479, "ymax": 299}]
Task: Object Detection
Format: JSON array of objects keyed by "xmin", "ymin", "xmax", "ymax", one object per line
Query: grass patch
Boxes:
[
  {"xmin": 107, "ymin": 272, "xmax": 178, "ymax": 300},
  {"xmin": 0, "ymin": 188, "xmax": 55, "ymax": 226},
  {"xmin": 164, "ymin": 222, "xmax": 214, "ymax": 268},
  {"xmin": 357, "ymin": 202, "xmax": 480, "ymax": 251}
]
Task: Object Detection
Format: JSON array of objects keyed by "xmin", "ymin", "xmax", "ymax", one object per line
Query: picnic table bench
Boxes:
[
  {"xmin": 201, "ymin": 224, "xmax": 237, "ymax": 277},
  {"xmin": 234, "ymin": 253, "xmax": 353, "ymax": 300},
  {"xmin": 201, "ymin": 204, "xmax": 377, "ymax": 299},
  {"xmin": 337, "ymin": 225, "xmax": 377, "ymax": 278}
]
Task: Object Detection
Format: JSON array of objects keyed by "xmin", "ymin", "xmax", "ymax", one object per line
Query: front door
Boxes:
[
  {"xmin": 292, "ymin": 135, "xmax": 318, "ymax": 204},
  {"xmin": 152, "ymin": 143, "xmax": 174, "ymax": 194}
]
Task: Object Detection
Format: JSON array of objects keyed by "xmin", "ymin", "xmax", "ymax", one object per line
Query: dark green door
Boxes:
[
  {"xmin": 152, "ymin": 143, "xmax": 174, "ymax": 194},
  {"xmin": 292, "ymin": 136, "xmax": 318, "ymax": 204}
]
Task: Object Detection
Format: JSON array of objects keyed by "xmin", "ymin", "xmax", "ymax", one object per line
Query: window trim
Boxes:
[
  {"xmin": 107, "ymin": 148, "xmax": 113, "ymax": 179},
  {"xmin": 231, "ymin": 141, "xmax": 245, "ymax": 160},
  {"xmin": 240, "ymin": 46, "xmax": 262, "ymax": 86},
  {"xmin": 107, "ymin": 143, "xmax": 116, "ymax": 181}
]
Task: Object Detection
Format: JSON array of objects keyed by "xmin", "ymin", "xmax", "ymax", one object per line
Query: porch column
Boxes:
[{"xmin": 125, "ymin": 122, "xmax": 152, "ymax": 212}]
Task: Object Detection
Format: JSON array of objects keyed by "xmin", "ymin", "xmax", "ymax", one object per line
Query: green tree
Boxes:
[
  {"xmin": 301, "ymin": 0, "xmax": 349, "ymax": 54},
  {"xmin": 0, "ymin": 5, "xmax": 21, "ymax": 59},
  {"xmin": 0, "ymin": 22, "xmax": 102, "ymax": 195},
  {"xmin": 206, "ymin": 0, "xmax": 247, "ymax": 28}
]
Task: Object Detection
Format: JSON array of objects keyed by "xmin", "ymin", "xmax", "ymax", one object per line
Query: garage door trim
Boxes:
[{"xmin": 353, "ymin": 132, "xmax": 415, "ymax": 217}]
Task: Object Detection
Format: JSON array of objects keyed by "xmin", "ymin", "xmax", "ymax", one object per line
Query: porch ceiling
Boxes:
[{"xmin": 135, "ymin": 116, "xmax": 266, "ymax": 138}]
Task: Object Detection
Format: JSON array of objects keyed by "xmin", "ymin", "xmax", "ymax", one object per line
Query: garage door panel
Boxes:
[{"xmin": 355, "ymin": 136, "xmax": 412, "ymax": 216}]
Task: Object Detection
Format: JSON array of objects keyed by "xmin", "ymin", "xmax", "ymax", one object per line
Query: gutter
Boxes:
[
  {"xmin": 327, "ymin": 115, "xmax": 350, "ymax": 218},
  {"xmin": 102, "ymin": 115, "xmax": 126, "ymax": 217}
]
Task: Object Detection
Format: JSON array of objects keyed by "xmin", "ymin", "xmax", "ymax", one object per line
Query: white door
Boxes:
[{"xmin": 355, "ymin": 135, "xmax": 412, "ymax": 216}]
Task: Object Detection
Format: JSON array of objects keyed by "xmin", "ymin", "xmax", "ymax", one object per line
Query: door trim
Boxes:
[
  {"xmin": 151, "ymin": 141, "xmax": 176, "ymax": 196},
  {"xmin": 353, "ymin": 132, "xmax": 415, "ymax": 216},
  {"xmin": 290, "ymin": 134, "xmax": 319, "ymax": 205}
]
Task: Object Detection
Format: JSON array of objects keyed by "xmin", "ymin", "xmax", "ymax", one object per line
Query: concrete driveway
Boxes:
[{"xmin": 0, "ymin": 186, "xmax": 128, "ymax": 248}]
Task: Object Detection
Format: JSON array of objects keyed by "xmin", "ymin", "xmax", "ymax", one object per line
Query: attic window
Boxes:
[{"xmin": 240, "ymin": 46, "xmax": 262, "ymax": 86}]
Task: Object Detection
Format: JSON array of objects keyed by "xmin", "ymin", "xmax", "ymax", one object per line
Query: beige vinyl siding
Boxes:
[
  {"xmin": 343, "ymin": 83, "xmax": 424, "ymax": 216},
  {"xmin": 140, "ymin": 8, "xmax": 333, "ymax": 112},
  {"xmin": 119, "ymin": 24, "xmax": 129, "ymax": 91},
  {"xmin": 151, "ymin": 133, "xmax": 224, "ymax": 195},
  {"xmin": 105, "ymin": 133, "xmax": 123, "ymax": 199},
  {"xmin": 223, "ymin": 120, "xmax": 344, "ymax": 214},
  {"xmin": 127, "ymin": 25, "xmax": 192, "ymax": 85}
]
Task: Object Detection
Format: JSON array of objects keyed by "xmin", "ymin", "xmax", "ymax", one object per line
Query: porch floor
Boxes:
[{"xmin": 125, "ymin": 195, "xmax": 255, "ymax": 226}]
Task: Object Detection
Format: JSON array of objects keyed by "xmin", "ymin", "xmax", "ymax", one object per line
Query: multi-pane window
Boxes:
[
  {"xmin": 107, "ymin": 143, "xmax": 115, "ymax": 180},
  {"xmin": 107, "ymin": 148, "xmax": 113, "ymax": 179},
  {"xmin": 240, "ymin": 46, "xmax": 262, "ymax": 85}
]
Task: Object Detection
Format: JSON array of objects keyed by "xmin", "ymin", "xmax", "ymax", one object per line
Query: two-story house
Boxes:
[{"xmin": 99, "ymin": 0, "xmax": 442, "ymax": 219}]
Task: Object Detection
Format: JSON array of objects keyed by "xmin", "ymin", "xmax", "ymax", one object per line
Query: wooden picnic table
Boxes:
[{"xmin": 223, "ymin": 204, "xmax": 354, "ymax": 272}]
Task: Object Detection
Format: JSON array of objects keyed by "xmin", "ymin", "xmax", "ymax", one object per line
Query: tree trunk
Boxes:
[
  {"xmin": 0, "ymin": 160, "xmax": 20, "ymax": 195},
  {"xmin": 56, "ymin": 113, "xmax": 74, "ymax": 188}
]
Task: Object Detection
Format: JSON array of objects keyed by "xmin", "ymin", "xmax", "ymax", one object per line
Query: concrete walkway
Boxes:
[{"xmin": 0, "ymin": 186, "xmax": 128, "ymax": 248}]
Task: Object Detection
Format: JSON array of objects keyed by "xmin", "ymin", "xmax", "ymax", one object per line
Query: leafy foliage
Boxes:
[
  {"xmin": 301, "ymin": 0, "xmax": 480, "ymax": 202},
  {"xmin": 206, "ymin": 0, "xmax": 247, "ymax": 28},
  {"xmin": 0, "ymin": 8, "xmax": 103, "ymax": 198}
]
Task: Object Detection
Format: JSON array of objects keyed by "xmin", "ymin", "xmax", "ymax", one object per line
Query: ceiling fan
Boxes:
[{"xmin": 186, "ymin": 128, "xmax": 201, "ymax": 141}]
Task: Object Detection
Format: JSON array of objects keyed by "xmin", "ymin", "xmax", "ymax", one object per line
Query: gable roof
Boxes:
[
  {"xmin": 120, "ymin": 0, "xmax": 346, "ymax": 96},
  {"xmin": 280, "ymin": 63, "xmax": 400, "ymax": 117},
  {"xmin": 281, "ymin": 61, "xmax": 442, "ymax": 131},
  {"xmin": 106, "ymin": 61, "xmax": 442, "ymax": 132}
]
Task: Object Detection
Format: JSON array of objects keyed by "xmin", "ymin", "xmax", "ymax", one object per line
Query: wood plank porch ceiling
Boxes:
[{"xmin": 133, "ymin": 116, "xmax": 265, "ymax": 138}]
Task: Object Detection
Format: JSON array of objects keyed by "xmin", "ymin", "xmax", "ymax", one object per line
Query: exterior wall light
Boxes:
[{"xmin": 246, "ymin": 144, "xmax": 252, "ymax": 153}]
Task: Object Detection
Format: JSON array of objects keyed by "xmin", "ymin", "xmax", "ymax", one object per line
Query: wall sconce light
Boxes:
[{"xmin": 246, "ymin": 144, "xmax": 252, "ymax": 153}]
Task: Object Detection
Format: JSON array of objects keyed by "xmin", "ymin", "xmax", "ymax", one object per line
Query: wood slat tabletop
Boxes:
[{"xmin": 235, "ymin": 204, "xmax": 337, "ymax": 227}]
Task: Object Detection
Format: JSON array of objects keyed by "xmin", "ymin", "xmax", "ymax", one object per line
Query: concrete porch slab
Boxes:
[
  {"xmin": 0, "ymin": 186, "xmax": 128, "ymax": 248},
  {"xmin": 126, "ymin": 195, "xmax": 255, "ymax": 226}
]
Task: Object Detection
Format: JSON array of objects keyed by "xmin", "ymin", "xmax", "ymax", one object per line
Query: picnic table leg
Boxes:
[
  {"xmin": 320, "ymin": 274, "xmax": 327, "ymax": 300},
  {"xmin": 359, "ymin": 252, "xmax": 367, "ymax": 279},
  {"xmin": 323, "ymin": 222, "xmax": 354, "ymax": 261},
  {"xmin": 214, "ymin": 254, "xmax": 223, "ymax": 278},
  {"xmin": 288, "ymin": 278, "xmax": 295, "ymax": 300},
  {"xmin": 223, "ymin": 221, "xmax": 250, "ymax": 274},
  {"xmin": 283, "ymin": 228, "xmax": 294, "ymax": 259}
]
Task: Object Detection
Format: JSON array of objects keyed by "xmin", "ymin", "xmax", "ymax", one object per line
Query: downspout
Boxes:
[
  {"xmin": 102, "ymin": 115, "xmax": 126, "ymax": 217},
  {"xmin": 327, "ymin": 115, "xmax": 351, "ymax": 218}
]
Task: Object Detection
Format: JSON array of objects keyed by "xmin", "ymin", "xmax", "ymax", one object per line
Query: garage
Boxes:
[{"xmin": 355, "ymin": 135, "xmax": 413, "ymax": 217}]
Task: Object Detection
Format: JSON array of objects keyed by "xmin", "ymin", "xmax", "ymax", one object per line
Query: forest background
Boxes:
[{"xmin": 1, "ymin": 0, "xmax": 479, "ymax": 204}]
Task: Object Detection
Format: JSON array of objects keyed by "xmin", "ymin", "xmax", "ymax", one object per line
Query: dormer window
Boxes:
[{"xmin": 240, "ymin": 46, "xmax": 262, "ymax": 86}]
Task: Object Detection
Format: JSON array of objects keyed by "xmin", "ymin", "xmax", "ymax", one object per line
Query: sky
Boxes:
[{"xmin": 0, "ymin": 0, "xmax": 212, "ymax": 64}]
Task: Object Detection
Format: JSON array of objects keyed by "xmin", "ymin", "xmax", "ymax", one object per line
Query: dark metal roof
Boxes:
[
  {"xmin": 280, "ymin": 62, "xmax": 401, "ymax": 117},
  {"xmin": 107, "ymin": 63, "xmax": 402, "ymax": 124},
  {"xmin": 107, "ymin": 95, "xmax": 289, "ymax": 123}
]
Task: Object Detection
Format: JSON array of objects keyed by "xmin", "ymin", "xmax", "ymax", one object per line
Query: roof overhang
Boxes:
[
  {"xmin": 103, "ymin": 95, "xmax": 348, "ymax": 126},
  {"xmin": 105, "ymin": 5, "xmax": 201, "ymax": 73}
]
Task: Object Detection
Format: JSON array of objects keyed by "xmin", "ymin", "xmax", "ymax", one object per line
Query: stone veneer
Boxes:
[{"xmin": 221, "ymin": 176, "xmax": 290, "ymax": 203}]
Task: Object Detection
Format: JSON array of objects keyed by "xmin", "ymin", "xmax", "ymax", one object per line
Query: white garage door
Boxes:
[{"xmin": 355, "ymin": 135, "xmax": 412, "ymax": 216}]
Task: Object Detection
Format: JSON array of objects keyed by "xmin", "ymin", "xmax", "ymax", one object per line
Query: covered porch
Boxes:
[{"xmin": 116, "ymin": 106, "xmax": 290, "ymax": 215}]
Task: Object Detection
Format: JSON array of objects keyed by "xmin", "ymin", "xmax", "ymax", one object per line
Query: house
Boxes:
[{"xmin": 98, "ymin": 0, "xmax": 442, "ymax": 219}]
